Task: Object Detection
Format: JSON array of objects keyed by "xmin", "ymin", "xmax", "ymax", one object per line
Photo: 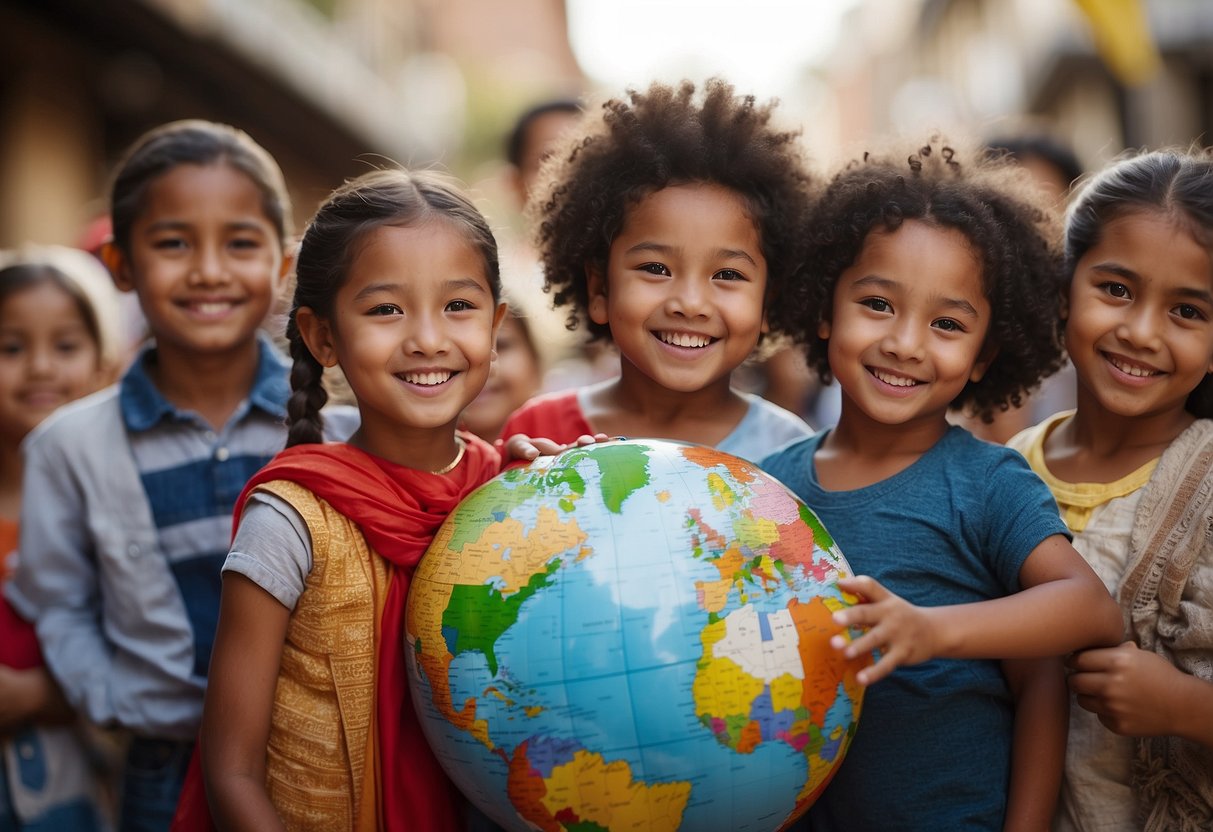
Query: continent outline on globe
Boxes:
[{"xmin": 405, "ymin": 439, "xmax": 867, "ymax": 832}]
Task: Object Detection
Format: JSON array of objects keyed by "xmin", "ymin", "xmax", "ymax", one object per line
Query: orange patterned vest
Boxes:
[{"xmin": 257, "ymin": 480, "xmax": 389, "ymax": 832}]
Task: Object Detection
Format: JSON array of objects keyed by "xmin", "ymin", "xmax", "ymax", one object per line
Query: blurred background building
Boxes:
[{"xmin": 0, "ymin": 0, "xmax": 1209, "ymax": 250}]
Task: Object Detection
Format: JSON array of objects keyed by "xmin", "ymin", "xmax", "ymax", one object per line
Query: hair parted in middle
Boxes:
[
  {"xmin": 531, "ymin": 77, "xmax": 815, "ymax": 341},
  {"xmin": 284, "ymin": 167, "xmax": 502, "ymax": 448},
  {"xmin": 783, "ymin": 136, "xmax": 1067, "ymax": 423}
]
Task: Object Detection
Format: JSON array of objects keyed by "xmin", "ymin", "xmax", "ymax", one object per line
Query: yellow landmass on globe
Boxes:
[{"xmin": 541, "ymin": 749, "xmax": 692, "ymax": 832}]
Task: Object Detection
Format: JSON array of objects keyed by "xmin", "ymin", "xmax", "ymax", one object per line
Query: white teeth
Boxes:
[
  {"xmin": 658, "ymin": 331, "xmax": 712, "ymax": 348},
  {"xmin": 193, "ymin": 301, "xmax": 233, "ymax": 314},
  {"xmin": 403, "ymin": 371, "xmax": 452, "ymax": 386},
  {"xmin": 1108, "ymin": 356, "xmax": 1157, "ymax": 377},
  {"xmin": 872, "ymin": 369, "xmax": 918, "ymax": 387}
]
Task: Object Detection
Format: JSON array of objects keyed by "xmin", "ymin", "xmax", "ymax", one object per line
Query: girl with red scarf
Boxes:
[{"xmin": 194, "ymin": 169, "xmax": 508, "ymax": 831}]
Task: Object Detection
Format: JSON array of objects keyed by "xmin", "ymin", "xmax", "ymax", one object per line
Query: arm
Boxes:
[
  {"xmin": 833, "ymin": 535, "xmax": 1123, "ymax": 685},
  {"xmin": 1001, "ymin": 657, "xmax": 1067, "ymax": 832},
  {"xmin": 0, "ymin": 665, "xmax": 74, "ymax": 731},
  {"xmin": 1067, "ymin": 642, "xmax": 1213, "ymax": 750},
  {"xmin": 201, "ymin": 572, "xmax": 290, "ymax": 832},
  {"xmin": 8, "ymin": 435, "xmax": 117, "ymax": 725}
]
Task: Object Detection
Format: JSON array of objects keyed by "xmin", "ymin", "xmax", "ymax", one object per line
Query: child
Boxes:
[
  {"xmin": 0, "ymin": 246, "xmax": 123, "ymax": 831},
  {"xmin": 1007, "ymin": 149, "xmax": 1213, "ymax": 831},
  {"xmin": 198, "ymin": 169, "xmax": 507, "ymax": 830},
  {"xmin": 501, "ymin": 79, "xmax": 814, "ymax": 462},
  {"xmin": 759, "ymin": 139, "xmax": 1125, "ymax": 831},
  {"xmin": 3, "ymin": 120, "xmax": 353, "ymax": 832},
  {"xmin": 460, "ymin": 302, "xmax": 542, "ymax": 442}
]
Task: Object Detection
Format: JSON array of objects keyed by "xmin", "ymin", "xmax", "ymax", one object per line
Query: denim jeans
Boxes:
[
  {"xmin": 0, "ymin": 746, "xmax": 102, "ymax": 832},
  {"xmin": 119, "ymin": 738, "xmax": 193, "ymax": 832}
]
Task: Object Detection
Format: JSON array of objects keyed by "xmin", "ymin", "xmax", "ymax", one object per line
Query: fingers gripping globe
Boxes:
[{"xmin": 405, "ymin": 439, "xmax": 865, "ymax": 831}]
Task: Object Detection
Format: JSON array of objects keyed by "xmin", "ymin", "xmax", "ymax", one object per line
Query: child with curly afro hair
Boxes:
[
  {"xmin": 501, "ymin": 78, "xmax": 815, "ymax": 463},
  {"xmin": 762, "ymin": 138, "xmax": 1123, "ymax": 832}
]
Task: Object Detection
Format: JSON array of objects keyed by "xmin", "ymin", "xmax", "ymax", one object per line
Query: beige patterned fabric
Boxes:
[{"xmin": 257, "ymin": 479, "xmax": 388, "ymax": 832}]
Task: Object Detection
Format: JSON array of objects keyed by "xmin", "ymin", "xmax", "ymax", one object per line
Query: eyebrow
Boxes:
[
  {"xmin": 624, "ymin": 241, "xmax": 758, "ymax": 267},
  {"xmin": 351, "ymin": 277, "xmax": 490, "ymax": 303},
  {"xmin": 849, "ymin": 273, "xmax": 980, "ymax": 318},
  {"xmin": 144, "ymin": 219, "xmax": 267, "ymax": 234}
]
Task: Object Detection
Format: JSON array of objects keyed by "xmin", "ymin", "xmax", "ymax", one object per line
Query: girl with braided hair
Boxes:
[
  {"xmin": 197, "ymin": 169, "xmax": 507, "ymax": 830},
  {"xmin": 761, "ymin": 138, "xmax": 1124, "ymax": 831}
]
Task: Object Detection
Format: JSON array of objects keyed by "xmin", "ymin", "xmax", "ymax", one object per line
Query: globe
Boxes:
[{"xmin": 405, "ymin": 439, "xmax": 865, "ymax": 832}]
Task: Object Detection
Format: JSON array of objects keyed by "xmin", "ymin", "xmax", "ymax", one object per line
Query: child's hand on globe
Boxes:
[
  {"xmin": 500, "ymin": 431, "xmax": 614, "ymax": 465},
  {"xmin": 829, "ymin": 575, "xmax": 943, "ymax": 686}
]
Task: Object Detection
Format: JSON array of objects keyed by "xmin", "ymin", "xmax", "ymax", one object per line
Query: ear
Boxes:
[
  {"xmin": 586, "ymin": 262, "xmax": 609, "ymax": 326},
  {"xmin": 295, "ymin": 306, "xmax": 339, "ymax": 368},
  {"xmin": 491, "ymin": 301, "xmax": 508, "ymax": 344},
  {"xmin": 100, "ymin": 241, "xmax": 135, "ymax": 293},
  {"xmin": 817, "ymin": 318, "xmax": 832, "ymax": 341},
  {"xmin": 969, "ymin": 341, "xmax": 1000, "ymax": 383}
]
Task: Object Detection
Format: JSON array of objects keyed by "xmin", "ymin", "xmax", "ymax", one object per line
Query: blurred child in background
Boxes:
[
  {"xmin": 5, "ymin": 119, "xmax": 352, "ymax": 832},
  {"xmin": 0, "ymin": 245, "xmax": 123, "ymax": 832},
  {"xmin": 460, "ymin": 301, "xmax": 542, "ymax": 442}
]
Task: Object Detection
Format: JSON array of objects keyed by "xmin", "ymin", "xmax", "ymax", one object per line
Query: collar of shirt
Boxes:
[{"xmin": 119, "ymin": 332, "xmax": 290, "ymax": 432}]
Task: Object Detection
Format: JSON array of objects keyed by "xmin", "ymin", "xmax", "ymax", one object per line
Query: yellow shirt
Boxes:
[{"xmin": 1009, "ymin": 411, "xmax": 1157, "ymax": 534}]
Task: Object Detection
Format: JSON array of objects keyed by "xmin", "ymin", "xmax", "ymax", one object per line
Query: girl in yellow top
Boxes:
[{"xmin": 1008, "ymin": 148, "xmax": 1213, "ymax": 831}]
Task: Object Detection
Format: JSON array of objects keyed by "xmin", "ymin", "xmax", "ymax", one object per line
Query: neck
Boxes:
[
  {"xmin": 826, "ymin": 398, "xmax": 950, "ymax": 460},
  {"xmin": 610, "ymin": 361, "xmax": 740, "ymax": 421},
  {"xmin": 348, "ymin": 421, "xmax": 465, "ymax": 473},
  {"xmin": 149, "ymin": 338, "xmax": 261, "ymax": 430},
  {"xmin": 1066, "ymin": 387, "xmax": 1194, "ymax": 458}
]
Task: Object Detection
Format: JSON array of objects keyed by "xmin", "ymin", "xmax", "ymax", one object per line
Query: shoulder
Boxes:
[
  {"xmin": 741, "ymin": 393, "xmax": 813, "ymax": 437},
  {"xmin": 23, "ymin": 385, "xmax": 123, "ymax": 457},
  {"xmin": 1006, "ymin": 411, "xmax": 1069, "ymax": 457},
  {"xmin": 501, "ymin": 390, "xmax": 583, "ymax": 436},
  {"xmin": 759, "ymin": 432, "xmax": 820, "ymax": 477}
]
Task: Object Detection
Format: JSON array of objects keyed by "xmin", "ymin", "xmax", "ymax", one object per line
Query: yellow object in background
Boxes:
[{"xmin": 1073, "ymin": 0, "xmax": 1162, "ymax": 86}]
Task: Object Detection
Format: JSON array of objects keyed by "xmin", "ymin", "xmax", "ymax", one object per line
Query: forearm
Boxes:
[
  {"xmin": 1003, "ymin": 658, "xmax": 1066, "ymax": 832},
  {"xmin": 206, "ymin": 772, "xmax": 286, "ymax": 832},
  {"xmin": 930, "ymin": 577, "xmax": 1122, "ymax": 660}
]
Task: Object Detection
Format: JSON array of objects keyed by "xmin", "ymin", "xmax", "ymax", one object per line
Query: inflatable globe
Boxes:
[{"xmin": 405, "ymin": 439, "xmax": 865, "ymax": 831}]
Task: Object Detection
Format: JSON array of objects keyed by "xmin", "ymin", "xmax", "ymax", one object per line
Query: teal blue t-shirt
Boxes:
[{"xmin": 761, "ymin": 426, "xmax": 1069, "ymax": 832}]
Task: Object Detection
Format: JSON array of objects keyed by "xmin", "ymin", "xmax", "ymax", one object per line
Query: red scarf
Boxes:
[{"xmin": 173, "ymin": 433, "xmax": 499, "ymax": 831}]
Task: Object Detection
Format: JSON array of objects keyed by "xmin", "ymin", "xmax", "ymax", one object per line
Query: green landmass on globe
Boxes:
[{"xmin": 405, "ymin": 439, "xmax": 866, "ymax": 832}]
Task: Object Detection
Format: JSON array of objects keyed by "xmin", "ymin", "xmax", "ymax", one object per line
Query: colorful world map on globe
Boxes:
[{"xmin": 405, "ymin": 439, "xmax": 865, "ymax": 831}]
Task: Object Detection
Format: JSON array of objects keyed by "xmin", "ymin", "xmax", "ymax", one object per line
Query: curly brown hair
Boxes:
[
  {"xmin": 779, "ymin": 137, "xmax": 1066, "ymax": 422},
  {"xmin": 531, "ymin": 78, "xmax": 814, "ymax": 341}
]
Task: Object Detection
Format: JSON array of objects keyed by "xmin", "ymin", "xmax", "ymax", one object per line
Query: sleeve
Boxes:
[
  {"xmin": 6, "ymin": 428, "xmax": 118, "ymax": 725},
  {"xmin": 223, "ymin": 491, "xmax": 313, "ymax": 610},
  {"xmin": 980, "ymin": 449, "xmax": 1071, "ymax": 591}
]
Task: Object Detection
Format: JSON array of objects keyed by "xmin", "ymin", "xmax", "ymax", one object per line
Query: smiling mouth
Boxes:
[
  {"xmin": 1104, "ymin": 353, "xmax": 1161, "ymax": 378},
  {"xmin": 399, "ymin": 370, "xmax": 454, "ymax": 386},
  {"xmin": 868, "ymin": 367, "xmax": 922, "ymax": 387},
  {"xmin": 180, "ymin": 300, "xmax": 240, "ymax": 315},
  {"xmin": 655, "ymin": 331, "xmax": 716, "ymax": 349}
]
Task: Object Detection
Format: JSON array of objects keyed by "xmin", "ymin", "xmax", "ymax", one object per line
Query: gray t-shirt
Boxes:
[{"xmin": 223, "ymin": 491, "xmax": 314, "ymax": 609}]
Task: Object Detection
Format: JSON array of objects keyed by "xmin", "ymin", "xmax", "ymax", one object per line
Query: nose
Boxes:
[
  {"xmin": 1116, "ymin": 310, "xmax": 1163, "ymax": 352},
  {"xmin": 879, "ymin": 317, "xmax": 925, "ymax": 362},
  {"xmin": 664, "ymin": 275, "xmax": 711, "ymax": 319},
  {"xmin": 186, "ymin": 243, "xmax": 230, "ymax": 287},
  {"xmin": 405, "ymin": 310, "xmax": 450, "ymax": 356},
  {"xmin": 27, "ymin": 343, "xmax": 55, "ymax": 378}
]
